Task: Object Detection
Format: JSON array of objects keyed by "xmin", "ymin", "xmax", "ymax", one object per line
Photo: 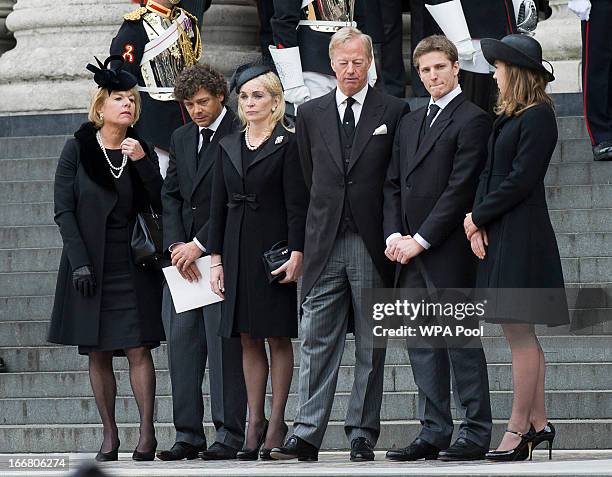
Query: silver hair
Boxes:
[{"xmin": 328, "ymin": 26, "xmax": 373, "ymax": 61}]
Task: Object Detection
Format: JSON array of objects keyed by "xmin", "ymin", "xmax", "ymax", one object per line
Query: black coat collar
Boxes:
[{"xmin": 74, "ymin": 122, "xmax": 152, "ymax": 190}]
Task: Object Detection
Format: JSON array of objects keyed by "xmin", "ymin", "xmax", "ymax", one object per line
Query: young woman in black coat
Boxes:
[
  {"xmin": 463, "ymin": 35, "xmax": 569, "ymax": 461},
  {"xmin": 48, "ymin": 57, "xmax": 164, "ymax": 461},
  {"xmin": 208, "ymin": 65, "xmax": 308, "ymax": 460}
]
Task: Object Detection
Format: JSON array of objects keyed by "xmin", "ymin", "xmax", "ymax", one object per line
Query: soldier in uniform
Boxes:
[
  {"xmin": 111, "ymin": 0, "xmax": 203, "ymax": 176},
  {"xmin": 269, "ymin": 0, "xmax": 374, "ymax": 110}
]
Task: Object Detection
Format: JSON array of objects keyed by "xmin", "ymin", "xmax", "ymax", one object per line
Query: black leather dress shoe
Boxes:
[
  {"xmin": 270, "ymin": 435, "xmax": 319, "ymax": 462},
  {"xmin": 386, "ymin": 438, "xmax": 440, "ymax": 461},
  {"xmin": 438, "ymin": 437, "xmax": 487, "ymax": 461},
  {"xmin": 593, "ymin": 142, "xmax": 612, "ymax": 161},
  {"xmin": 157, "ymin": 441, "xmax": 202, "ymax": 461},
  {"xmin": 350, "ymin": 437, "xmax": 375, "ymax": 462},
  {"xmin": 199, "ymin": 442, "xmax": 239, "ymax": 460}
]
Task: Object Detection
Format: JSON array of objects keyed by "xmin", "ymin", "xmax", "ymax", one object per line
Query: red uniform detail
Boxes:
[{"xmin": 123, "ymin": 44, "xmax": 135, "ymax": 64}]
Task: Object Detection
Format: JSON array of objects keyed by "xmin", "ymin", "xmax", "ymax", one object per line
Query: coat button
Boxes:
[
  {"xmin": 191, "ymin": 206, "xmax": 197, "ymax": 210},
  {"xmin": 348, "ymin": 181, "xmax": 353, "ymax": 185}
]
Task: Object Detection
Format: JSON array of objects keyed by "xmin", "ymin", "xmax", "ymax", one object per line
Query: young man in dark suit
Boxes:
[
  {"xmin": 158, "ymin": 64, "xmax": 246, "ymax": 461},
  {"xmin": 271, "ymin": 27, "xmax": 409, "ymax": 463},
  {"xmin": 383, "ymin": 35, "xmax": 492, "ymax": 461}
]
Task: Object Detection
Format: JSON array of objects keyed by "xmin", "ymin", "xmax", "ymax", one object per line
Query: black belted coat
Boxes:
[{"xmin": 207, "ymin": 125, "xmax": 308, "ymax": 338}]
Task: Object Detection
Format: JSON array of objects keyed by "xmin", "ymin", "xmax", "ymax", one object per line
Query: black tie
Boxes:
[
  {"xmin": 425, "ymin": 104, "xmax": 441, "ymax": 130},
  {"xmin": 198, "ymin": 128, "xmax": 214, "ymax": 165},
  {"xmin": 343, "ymin": 97, "xmax": 356, "ymax": 137}
]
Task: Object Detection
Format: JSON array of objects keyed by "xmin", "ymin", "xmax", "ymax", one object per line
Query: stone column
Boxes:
[
  {"xmin": 0, "ymin": 0, "xmax": 132, "ymax": 114},
  {"xmin": 534, "ymin": 0, "xmax": 582, "ymax": 93},
  {"xmin": 200, "ymin": 0, "xmax": 260, "ymax": 78},
  {"xmin": 0, "ymin": 0, "xmax": 16, "ymax": 56}
]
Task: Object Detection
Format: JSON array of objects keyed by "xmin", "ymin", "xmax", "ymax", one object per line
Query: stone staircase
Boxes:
[{"xmin": 0, "ymin": 111, "xmax": 611, "ymax": 453}]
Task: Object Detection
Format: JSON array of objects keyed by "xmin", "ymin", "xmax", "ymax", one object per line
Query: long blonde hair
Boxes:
[
  {"xmin": 495, "ymin": 62, "xmax": 553, "ymax": 116},
  {"xmin": 237, "ymin": 71, "xmax": 292, "ymax": 132}
]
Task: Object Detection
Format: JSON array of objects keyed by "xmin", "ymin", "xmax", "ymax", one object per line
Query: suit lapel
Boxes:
[
  {"xmin": 247, "ymin": 122, "xmax": 287, "ymax": 172},
  {"xmin": 182, "ymin": 122, "xmax": 199, "ymax": 183},
  {"xmin": 405, "ymin": 93, "xmax": 465, "ymax": 178},
  {"xmin": 347, "ymin": 87, "xmax": 385, "ymax": 174},
  {"xmin": 192, "ymin": 109, "xmax": 235, "ymax": 193},
  {"xmin": 221, "ymin": 132, "xmax": 243, "ymax": 178},
  {"xmin": 317, "ymin": 90, "xmax": 344, "ymax": 173}
]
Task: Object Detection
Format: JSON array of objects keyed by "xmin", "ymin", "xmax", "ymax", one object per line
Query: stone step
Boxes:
[
  {"xmin": 0, "ymin": 247, "xmax": 61, "ymax": 272},
  {"xmin": 551, "ymin": 138, "xmax": 594, "ymax": 164},
  {"xmin": 0, "ymin": 135, "xmax": 68, "ymax": 160},
  {"xmin": 558, "ymin": 233, "xmax": 612, "ymax": 258},
  {"xmin": 556, "ymin": 116, "xmax": 589, "ymax": 140},
  {"xmin": 561, "ymin": 257, "xmax": 612, "ymax": 283},
  {"xmin": 2, "ymin": 389, "xmax": 611, "ymax": 425},
  {"xmin": 0, "ymin": 202, "xmax": 54, "ymax": 226},
  {"xmin": 1, "ymin": 337, "xmax": 610, "ymax": 372},
  {"xmin": 550, "ymin": 208, "xmax": 612, "ymax": 233},
  {"xmin": 0, "ymin": 271, "xmax": 57, "ymax": 297},
  {"xmin": 2, "ymin": 419, "xmax": 611, "ymax": 453},
  {"xmin": 0, "ymin": 225, "xmax": 61, "ymax": 250},
  {"xmin": 0, "ymin": 295, "xmax": 54, "ymax": 321},
  {"xmin": 547, "ymin": 184, "xmax": 612, "ymax": 210},
  {"xmin": 0, "ymin": 180, "xmax": 53, "ymax": 204},
  {"xmin": 545, "ymin": 162, "xmax": 612, "ymax": 186},
  {"xmin": 0, "ymin": 157, "xmax": 58, "ymax": 181},
  {"xmin": 1, "ymin": 362, "xmax": 610, "ymax": 399}
]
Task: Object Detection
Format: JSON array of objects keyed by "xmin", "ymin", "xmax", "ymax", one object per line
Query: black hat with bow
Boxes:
[
  {"xmin": 230, "ymin": 59, "xmax": 277, "ymax": 93},
  {"xmin": 86, "ymin": 55, "xmax": 138, "ymax": 94}
]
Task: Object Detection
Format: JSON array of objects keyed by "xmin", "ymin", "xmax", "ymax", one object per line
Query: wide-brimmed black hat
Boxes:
[
  {"xmin": 481, "ymin": 34, "xmax": 554, "ymax": 82},
  {"xmin": 230, "ymin": 60, "xmax": 277, "ymax": 93},
  {"xmin": 86, "ymin": 55, "xmax": 138, "ymax": 94}
]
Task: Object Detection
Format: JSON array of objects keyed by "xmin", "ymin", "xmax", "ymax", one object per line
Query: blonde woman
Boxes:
[
  {"xmin": 463, "ymin": 35, "xmax": 569, "ymax": 461},
  {"xmin": 48, "ymin": 56, "xmax": 164, "ymax": 461},
  {"xmin": 208, "ymin": 64, "xmax": 308, "ymax": 460}
]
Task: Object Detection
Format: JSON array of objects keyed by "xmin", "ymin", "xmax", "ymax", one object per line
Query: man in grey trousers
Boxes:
[
  {"xmin": 158, "ymin": 64, "xmax": 246, "ymax": 461},
  {"xmin": 270, "ymin": 27, "xmax": 409, "ymax": 462}
]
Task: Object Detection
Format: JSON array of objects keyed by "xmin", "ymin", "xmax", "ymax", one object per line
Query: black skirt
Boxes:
[{"xmin": 78, "ymin": 227, "xmax": 160, "ymax": 355}]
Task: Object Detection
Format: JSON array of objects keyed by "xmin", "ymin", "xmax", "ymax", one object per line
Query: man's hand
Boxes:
[
  {"xmin": 272, "ymin": 251, "xmax": 303, "ymax": 284},
  {"xmin": 284, "ymin": 85, "xmax": 310, "ymax": 109},
  {"xmin": 464, "ymin": 212, "xmax": 479, "ymax": 240},
  {"xmin": 395, "ymin": 237, "xmax": 425, "ymax": 265},
  {"xmin": 385, "ymin": 236, "xmax": 403, "ymax": 262},
  {"xmin": 568, "ymin": 0, "xmax": 591, "ymax": 21},
  {"xmin": 470, "ymin": 229, "xmax": 488, "ymax": 260},
  {"xmin": 171, "ymin": 241, "xmax": 203, "ymax": 282}
]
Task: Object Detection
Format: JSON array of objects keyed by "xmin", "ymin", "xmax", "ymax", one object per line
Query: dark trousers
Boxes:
[
  {"xmin": 409, "ymin": 0, "xmax": 438, "ymax": 97},
  {"xmin": 380, "ymin": 0, "xmax": 407, "ymax": 98},
  {"xmin": 257, "ymin": 0, "xmax": 274, "ymax": 59},
  {"xmin": 398, "ymin": 264, "xmax": 492, "ymax": 449},
  {"xmin": 460, "ymin": 71, "xmax": 498, "ymax": 118},
  {"xmin": 581, "ymin": 0, "xmax": 612, "ymax": 145}
]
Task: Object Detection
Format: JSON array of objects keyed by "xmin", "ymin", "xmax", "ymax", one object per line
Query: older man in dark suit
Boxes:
[
  {"xmin": 271, "ymin": 27, "xmax": 409, "ymax": 463},
  {"xmin": 383, "ymin": 35, "xmax": 492, "ymax": 462},
  {"xmin": 158, "ymin": 64, "xmax": 246, "ymax": 462}
]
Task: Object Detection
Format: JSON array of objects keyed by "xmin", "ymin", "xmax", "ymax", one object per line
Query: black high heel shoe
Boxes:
[
  {"xmin": 95, "ymin": 440, "xmax": 120, "ymax": 462},
  {"xmin": 260, "ymin": 422, "xmax": 289, "ymax": 461},
  {"xmin": 237, "ymin": 419, "xmax": 269, "ymax": 461},
  {"xmin": 485, "ymin": 429, "xmax": 535, "ymax": 462},
  {"xmin": 532, "ymin": 422, "xmax": 555, "ymax": 460},
  {"xmin": 132, "ymin": 438, "xmax": 157, "ymax": 461}
]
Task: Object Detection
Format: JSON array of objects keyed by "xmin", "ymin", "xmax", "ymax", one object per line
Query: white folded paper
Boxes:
[{"xmin": 162, "ymin": 256, "xmax": 223, "ymax": 314}]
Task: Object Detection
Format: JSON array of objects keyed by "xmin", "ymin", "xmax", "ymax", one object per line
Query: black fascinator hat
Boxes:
[
  {"xmin": 230, "ymin": 59, "xmax": 277, "ymax": 93},
  {"xmin": 86, "ymin": 55, "xmax": 138, "ymax": 94}
]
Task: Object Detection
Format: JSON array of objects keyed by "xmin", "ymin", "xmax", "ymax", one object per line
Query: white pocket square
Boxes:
[{"xmin": 373, "ymin": 124, "xmax": 388, "ymax": 136}]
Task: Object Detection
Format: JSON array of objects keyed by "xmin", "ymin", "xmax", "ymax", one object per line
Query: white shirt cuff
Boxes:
[
  {"xmin": 414, "ymin": 233, "xmax": 431, "ymax": 250},
  {"xmin": 386, "ymin": 232, "xmax": 402, "ymax": 246},
  {"xmin": 168, "ymin": 241, "xmax": 185, "ymax": 253},
  {"xmin": 193, "ymin": 237, "xmax": 206, "ymax": 252}
]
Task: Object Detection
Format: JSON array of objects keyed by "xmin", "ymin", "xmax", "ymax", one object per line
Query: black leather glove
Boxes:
[{"xmin": 72, "ymin": 265, "xmax": 96, "ymax": 297}]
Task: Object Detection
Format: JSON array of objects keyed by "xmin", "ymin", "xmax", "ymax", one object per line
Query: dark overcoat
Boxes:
[
  {"xmin": 383, "ymin": 93, "xmax": 491, "ymax": 287},
  {"xmin": 162, "ymin": 108, "xmax": 240, "ymax": 250},
  {"xmin": 297, "ymin": 87, "xmax": 410, "ymax": 300},
  {"xmin": 207, "ymin": 125, "xmax": 308, "ymax": 338},
  {"xmin": 48, "ymin": 122, "xmax": 165, "ymax": 346},
  {"xmin": 471, "ymin": 103, "xmax": 569, "ymax": 325}
]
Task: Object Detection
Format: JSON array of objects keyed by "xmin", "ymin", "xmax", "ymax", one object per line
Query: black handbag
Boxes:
[
  {"xmin": 131, "ymin": 207, "xmax": 166, "ymax": 269},
  {"xmin": 262, "ymin": 240, "xmax": 290, "ymax": 283}
]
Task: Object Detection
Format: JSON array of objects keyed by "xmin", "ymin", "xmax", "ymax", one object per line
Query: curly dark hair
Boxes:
[{"xmin": 174, "ymin": 63, "xmax": 228, "ymax": 104}]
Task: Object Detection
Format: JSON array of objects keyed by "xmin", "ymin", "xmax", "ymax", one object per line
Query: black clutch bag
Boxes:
[
  {"xmin": 262, "ymin": 240, "xmax": 290, "ymax": 283},
  {"xmin": 131, "ymin": 207, "xmax": 166, "ymax": 270}
]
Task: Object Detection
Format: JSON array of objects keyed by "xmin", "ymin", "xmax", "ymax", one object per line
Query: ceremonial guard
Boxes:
[
  {"xmin": 269, "ymin": 0, "xmax": 373, "ymax": 110},
  {"xmin": 111, "ymin": 0, "xmax": 203, "ymax": 175}
]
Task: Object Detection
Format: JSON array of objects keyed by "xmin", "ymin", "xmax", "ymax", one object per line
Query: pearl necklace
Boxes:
[
  {"xmin": 96, "ymin": 131, "xmax": 128, "ymax": 179},
  {"xmin": 244, "ymin": 124, "xmax": 271, "ymax": 151}
]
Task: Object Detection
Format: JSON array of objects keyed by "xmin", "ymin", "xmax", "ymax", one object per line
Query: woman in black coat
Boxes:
[
  {"xmin": 208, "ymin": 65, "xmax": 308, "ymax": 460},
  {"xmin": 48, "ymin": 57, "xmax": 164, "ymax": 461},
  {"xmin": 463, "ymin": 35, "xmax": 569, "ymax": 461}
]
